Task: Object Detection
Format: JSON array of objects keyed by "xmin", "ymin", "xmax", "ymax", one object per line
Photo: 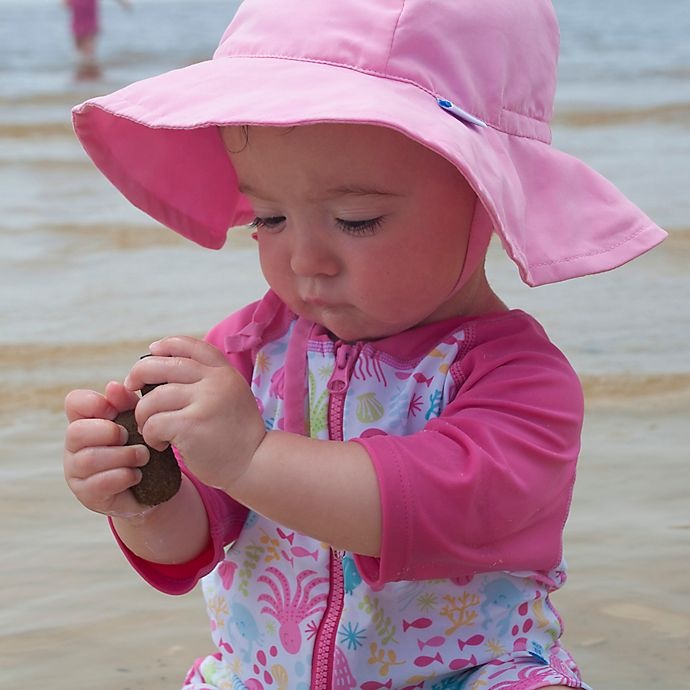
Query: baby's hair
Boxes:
[
  {"xmin": 222, "ymin": 124, "xmax": 250, "ymax": 154},
  {"xmin": 222, "ymin": 124, "xmax": 300, "ymax": 155}
]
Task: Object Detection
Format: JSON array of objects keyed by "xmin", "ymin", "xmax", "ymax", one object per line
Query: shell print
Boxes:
[{"xmin": 356, "ymin": 392, "xmax": 384, "ymax": 423}]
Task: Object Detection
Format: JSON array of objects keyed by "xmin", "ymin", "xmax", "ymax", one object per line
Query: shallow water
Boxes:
[
  {"xmin": 0, "ymin": 0, "xmax": 687, "ymax": 365},
  {"xmin": 0, "ymin": 1, "xmax": 688, "ymax": 688}
]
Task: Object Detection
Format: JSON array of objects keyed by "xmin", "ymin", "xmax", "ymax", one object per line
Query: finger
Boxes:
[
  {"xmin": 124, "ymin": 354, "xmax": 203, "ymax": 393},
  {"xmin": 140, "ymin": 408, "xmax": 181, "ymax": 452},
  {"xmin": 65, "ymin": 417, "xmax": 127, "ymax": 454},
  {"xmin": 68, "ymin": 466, "xmax": 144, "ymax": 506},
  {"xmin": 149, "ymin": 336, "xmax": 227, "ymax": 367},
  {"xmin": 67, "ymin": 443, "xmax": 149, "ymax": 481},
  {"xmin": 64, "ymin": 389, "xmax": 118, "ymax": 424},
  {"xmin": 133, "ymin": 381, "xmax": 189, "ymax": 424},
  {"xmin": 104, "ymin": 380, "xmax": 141, "ymax": 411}
]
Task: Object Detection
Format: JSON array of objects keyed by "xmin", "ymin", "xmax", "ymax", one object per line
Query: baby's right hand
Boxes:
[{"xmin": 63, "ymin": 382, "xmax": 150, "ymax": 517}]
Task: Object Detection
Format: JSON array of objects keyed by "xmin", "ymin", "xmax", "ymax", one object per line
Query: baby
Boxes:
[{"xmin": 64, "ymin": 1, "xmax": 666, "ymax": 688}]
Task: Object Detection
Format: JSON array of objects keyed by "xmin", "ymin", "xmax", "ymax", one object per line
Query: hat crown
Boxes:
[{"xmin": 216, "ymin": 0, "xmax": 559, "ymax": 140}]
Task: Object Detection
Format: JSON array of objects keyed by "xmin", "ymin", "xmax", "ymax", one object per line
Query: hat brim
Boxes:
[{"xmin": 73, "ymin": 56, "xmax": 666, "ymax": 286}]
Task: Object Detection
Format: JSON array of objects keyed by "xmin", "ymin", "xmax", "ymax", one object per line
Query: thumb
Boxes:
[{"xmin": 104, "ymin": 380, "xmax": 141, "ymax": 415}]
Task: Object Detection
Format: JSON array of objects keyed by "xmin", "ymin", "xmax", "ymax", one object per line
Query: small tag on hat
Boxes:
[{"xmin": 437, "ymin": 98, "xmax": 487, "ymax": 128}]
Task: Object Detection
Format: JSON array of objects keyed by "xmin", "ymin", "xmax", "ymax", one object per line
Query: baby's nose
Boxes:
[{"xmin": 289, "ymin": 230, "xmax": 339, "ymax": 278}]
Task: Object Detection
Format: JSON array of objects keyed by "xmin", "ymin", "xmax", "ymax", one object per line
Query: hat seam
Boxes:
[
  {"xmin": 224, "ymin": 52, "xmax": 439, "ymax": 97},
  {"xmin": 530, "ymin": 220, "xmax": 653, "ymax": 267},
  {"xmin": 382, "ymin": 0, "xmax": 407, "ymax": 74},
  {"xmin": 498, "ymin": 107, "xmax": 552, "ymax": 144}
]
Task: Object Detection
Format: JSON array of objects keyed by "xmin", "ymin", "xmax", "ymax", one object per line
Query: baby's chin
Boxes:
[
  {"xmin": 317, "ymin": 312, "xmax": 415, "ymax": 343},
  {"xmin": 288, "ymin": 297, "xmax": 419, "ymax": 342}
]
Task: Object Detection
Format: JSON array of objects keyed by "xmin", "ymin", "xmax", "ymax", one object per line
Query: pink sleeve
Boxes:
[
  {"xmin": 353, "ymin": 317, "xmax": 584, "ymax": 587},
  {"xmin": 109, "ymin": 300, "xmax": 275, "ymax": 594},
  {"xmin": 110, "ymin": 467, "xmax": 248, "ymax": 594}
]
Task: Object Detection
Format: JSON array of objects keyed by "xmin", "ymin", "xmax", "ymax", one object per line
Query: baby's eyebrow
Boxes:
[
  {"xmin": 237, "ymin": 182, "xmax": 402, "ymax": 200},
  {"xmin": 324, "ymin": 185, "xmax": 402, "ymax": 198},
  {"xmin": 237, "ymin": 182, "xmax": 268, "ymax": 198}
]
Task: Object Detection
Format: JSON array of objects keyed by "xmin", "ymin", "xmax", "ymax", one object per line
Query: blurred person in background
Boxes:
[{"xmin": 63, "ymin": 0, "xmax": 131, "ymax": 79}]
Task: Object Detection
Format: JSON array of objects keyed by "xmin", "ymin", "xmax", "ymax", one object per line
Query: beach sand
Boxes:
[{"xmin": 1, "ymin": 348, "xmax": 689, "ymax": 688}]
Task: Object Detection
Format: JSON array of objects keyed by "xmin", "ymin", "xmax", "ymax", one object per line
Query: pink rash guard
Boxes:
[{"xmin": 112, "ymin": 290, "xmax": 589, "ymax": 690}]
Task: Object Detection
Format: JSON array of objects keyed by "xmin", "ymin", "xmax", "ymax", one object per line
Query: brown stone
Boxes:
[{"xmin": 115, "ymin": 408, "xmax": 182, "ymax": 506}]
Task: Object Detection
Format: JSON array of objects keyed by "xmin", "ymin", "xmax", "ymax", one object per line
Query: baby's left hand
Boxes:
[{"xmin": 123, "ymin": 336, "xmax": 266, "ymax": 491}]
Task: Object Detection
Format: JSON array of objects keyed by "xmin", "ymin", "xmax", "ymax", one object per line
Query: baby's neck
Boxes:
[{"xmin": 430, "ymin": 268, "xmax": 508, "ymax": 323}]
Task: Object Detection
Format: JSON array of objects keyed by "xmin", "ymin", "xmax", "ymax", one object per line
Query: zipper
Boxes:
[
  {"xmin": 310, "ymin": 549, "xmax": 345, "ymax": 690},
  {"xmin": 311, "ymin": 342, "xmax": 360, "ymax": 689},
  {"xmin": 326, "ymin": 342, "xmax": 360, "ymax": 442}
]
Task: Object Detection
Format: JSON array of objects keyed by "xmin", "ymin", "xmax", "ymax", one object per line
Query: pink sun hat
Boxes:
[{"xmin": 72, "ymin": 0, "xmax": 666, "ymax": 287}]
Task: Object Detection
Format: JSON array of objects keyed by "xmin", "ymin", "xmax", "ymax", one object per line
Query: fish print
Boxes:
[
  {"xmin": 417, "ymin": 636, "xmax": 445, "ymax": 650},
  {"xmin": 414, "ymin": 652, "xmax": 443, "ymax": 667},
  {"xmin": 277, "ymin": 528, "xmax": 295, "ymax": 544},
  {"xmin": 361, "ymin": 680, "xmax": 393, "ymax": 690},
  {"xmin": 457, "ymin": 634, "xmax": 485, "ymax": 651},
  {"xmin": 402, "ymin": 617, "xmax": 433, "ymax": 632},
  {"xmin": 290, "ymin": 546, "xmax": 319, "ymax": 560},
  {"xmin": 449, "ymin": 654, "xmax": 478, "ymax": 671}
]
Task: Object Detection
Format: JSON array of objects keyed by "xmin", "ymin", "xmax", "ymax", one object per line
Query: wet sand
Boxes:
[{"xmin": 1, "ymin": 339, "xmax": 688, "ymax": 688}]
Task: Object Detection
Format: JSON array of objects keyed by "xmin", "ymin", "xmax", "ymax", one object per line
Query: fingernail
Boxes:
[{"xmin": 135, "ymin": 446, "xmax": 150, "ymax": 465}]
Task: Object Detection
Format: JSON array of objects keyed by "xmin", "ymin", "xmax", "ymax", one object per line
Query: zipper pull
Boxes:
[{"xmin": 326, "ymin": 343, "xmax": 358, "ymax": 394}]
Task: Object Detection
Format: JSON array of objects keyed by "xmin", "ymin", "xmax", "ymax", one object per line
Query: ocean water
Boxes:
[{"xmin": 0, "ymin": 0, "xmax": 687, "ymax": 380}]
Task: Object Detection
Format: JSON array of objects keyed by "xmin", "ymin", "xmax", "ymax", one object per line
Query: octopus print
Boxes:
[{"xmin": 257, "ymin": 567, "xmax": 329, "ymax": 653}]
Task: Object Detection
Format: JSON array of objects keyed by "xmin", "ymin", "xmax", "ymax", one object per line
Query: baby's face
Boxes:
[{"xmin": 222, "ymin": 123, "xmax": 477, "ymax": 341}]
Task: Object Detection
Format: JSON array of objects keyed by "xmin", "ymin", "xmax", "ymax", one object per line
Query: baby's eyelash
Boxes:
[
  {"xmin": 250, "ymin": 216, "xmax": 286, "ymax": 230},
  {"xmin": 250, "ymin": 216, "xmax": 384, "ymax": 235},
  {"xmin": 336, "ymin": 217, "xmax": 384, "ymax": 235}
]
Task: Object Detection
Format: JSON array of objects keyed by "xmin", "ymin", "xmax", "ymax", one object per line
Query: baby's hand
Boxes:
[
  {"xmin": 63, "ymin": 383, "xmax": 152, "ymax": 517},
  {"xmin": 124, "ymin": 337, "xmax": 266, "ymax": 492}
]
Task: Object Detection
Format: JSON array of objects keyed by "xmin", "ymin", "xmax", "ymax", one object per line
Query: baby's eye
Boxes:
[
  {"xmin": 250, "ymin": 216, "xmax": 286, "ymax": 231},
  {"xmin": 336, "ymin": 217, "xmax": 384, "ymax": 236}
]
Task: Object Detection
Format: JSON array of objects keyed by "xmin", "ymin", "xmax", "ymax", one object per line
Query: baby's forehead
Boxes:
[
  {"xmin": 221, "ymin": 123, "xmax": 460, "ymax": 181},
  {"xmin": 222, "ymin": 123, "xmax": 464, "ymax": 199}
]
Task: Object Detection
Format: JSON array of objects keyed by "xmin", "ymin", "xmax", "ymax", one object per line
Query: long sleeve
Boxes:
[
  {"xmin": 353, "ymin": 313, "xmax": 584, "ymax": 586},
  {"xmin": 110, "ymin": 296, "xmax": 286, "ymax": 593}
]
